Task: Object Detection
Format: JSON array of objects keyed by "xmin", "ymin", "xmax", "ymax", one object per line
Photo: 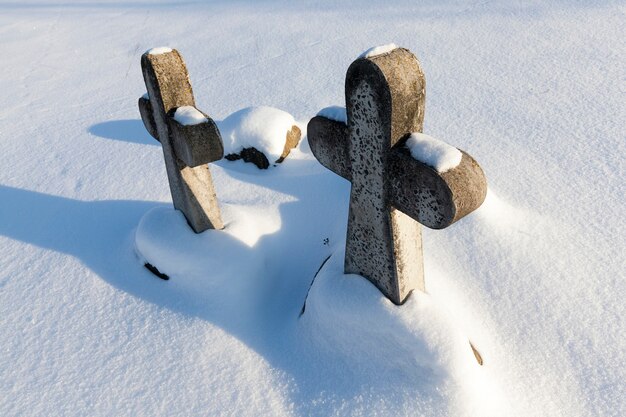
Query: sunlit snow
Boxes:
[
  {"xmin": 406, "ymin": 132, "xmax": 462, "ymax": 172},
  {"xmin": 317, "ymin": 106, "xmax": 347, "ymax": 124},
  {"xmin": 147, "ymin": 46, "xmax": 173, "ymax": 55},
  {"xmin": 173, "ymin": 106, "xmax": 208, "ymax": 126},
  {"xmin": 359, "ymin": 43, "xmax": 399, "ymax": 58}
]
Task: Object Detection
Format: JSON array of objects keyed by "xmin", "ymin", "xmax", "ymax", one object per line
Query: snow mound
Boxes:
[
  {"xmin": 300, "ymin": 252, "xmax": 507, "ymax": 417},
  {"xmin": 217, "ymin": 106, "xmax": 296, "ymax": 162},
  {"xmin": 134, "ymin": 205, "xmax": 280, "ymax": 297},
  {"xmin": 173, "ymin": 106, "xmax": 207, "ymax": 126},
  {"xmin": 359, "ymin": 43, "xmax": 399, "ymax": 58},
  {"xmin": 317, "ymin": 106, "xmax": 347, "ymax": 124},
  {"xmin": 405, "ymin": 132, "xmax": 462, "ymax": 173},
  {"xmin": 147, "ymin": 46, "xmax": 172, "ymax": 55}
]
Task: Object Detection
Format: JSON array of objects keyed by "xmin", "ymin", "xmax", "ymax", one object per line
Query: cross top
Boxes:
[
  {"xmin": 138, "ymin": 48, "xmax": 224, "ymax": 233},
  {"xmin": 308, "ymin": 46, "xmax": 487, "ymax": 304}
]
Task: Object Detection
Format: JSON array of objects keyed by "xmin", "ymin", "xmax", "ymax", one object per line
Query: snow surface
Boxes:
[
  {"xmin": 173, "ymin": 105, "xmax": 208, "ymax": 126},
  {"xmin": 406, "ymin": 132, "xmax": 463, "ymax": 172},
  {"xmin": 359, "ymin": 43, "xmax": 399, "ymax": 58},
  {"xmin": 317, "ymin": 105, "xmax": 347, "ymax": 124},
  {"xmin": 217, "ymin": 106, "xmax": 298, "ymax": 163},
  {"xmin": 147, "ymin": 46, "xmax": 172, "ymax": 55},
  {"xmin": 301, "ymin": 250, "xmax": 506, "ymax": 417},
  {"xmin": 1, "ymin": 1, "xmax": 625, "ymax": 417}
]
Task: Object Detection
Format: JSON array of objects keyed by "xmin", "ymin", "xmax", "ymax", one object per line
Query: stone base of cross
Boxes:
[
  {"xmin": 308, "ymin": 46, "xmax": 487, "ymax": 305},
  {"xmin": 138, "ymin": 47, "xmax": 224, "ymax": 233}
]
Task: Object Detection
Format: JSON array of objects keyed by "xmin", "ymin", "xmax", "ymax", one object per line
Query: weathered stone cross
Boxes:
[
  {"xmin": 308, "ymin": 47, "xmax": 487, "ymax": 305},
  {"xmin": 138, "ymin": 47, "xmax": 224, "ymax": 233}
]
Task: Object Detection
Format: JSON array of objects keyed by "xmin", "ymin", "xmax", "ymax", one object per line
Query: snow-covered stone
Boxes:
[
  {"xmin": 405, "ymin": 132, "xmax": 462, "ymax": 173},
  {"xmin": 218, "ymin": 106, "xmax": 301, "ymax": 169}
]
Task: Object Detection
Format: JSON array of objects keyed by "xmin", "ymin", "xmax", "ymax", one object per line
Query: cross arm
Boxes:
[
  {"xmin": 166, "ymin": 107, "xmax": 224, "ymax": 167},
  {"xmin": 139, "ymin": 48, "xmax": 223, "ymax": 167},
  {"xmin": 388, "ymin": 146, "xmax": 487, "ymax": 229},
  {"xmin": 307, "ymin": 115, "xmax": 351, "ymax": 180},
  {"xmin": 138, "ymin": 95, "xmax": 158, "ymax": 140}
]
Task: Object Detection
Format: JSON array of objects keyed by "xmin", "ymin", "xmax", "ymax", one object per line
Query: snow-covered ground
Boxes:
[{"xmin": 1, "ymin": 1, "xmax": 624, "ymax": 416}]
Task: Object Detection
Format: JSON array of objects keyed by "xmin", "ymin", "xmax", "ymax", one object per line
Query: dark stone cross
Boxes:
[
  {"xmin": 138, "ymin": 47, "xmax": 224, "ymax": 233},
  {"xmin": 308, "ymin": 47, "xmax": 487, "ymax": 305}
]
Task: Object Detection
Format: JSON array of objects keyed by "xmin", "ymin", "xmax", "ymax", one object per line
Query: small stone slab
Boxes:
[{"xmin": 308, "ymin": 46, "xmax": 487, "ymax": 305}]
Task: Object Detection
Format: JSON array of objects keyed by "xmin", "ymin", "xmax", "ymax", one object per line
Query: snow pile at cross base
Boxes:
[
  {"xmin": 300, "ymin": 251, "xmax": 505, "ymax": 417},
  {"xmin": 134, "ymin": 196, "xmax": 507, "ymax": 417}
]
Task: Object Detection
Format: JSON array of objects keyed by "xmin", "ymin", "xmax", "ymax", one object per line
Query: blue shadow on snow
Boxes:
[{"xmin": 88, "ymin": 119, "xmax": 157, "ymax": 146}]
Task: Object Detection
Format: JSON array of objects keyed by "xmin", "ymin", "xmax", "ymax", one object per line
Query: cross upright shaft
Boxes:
[
  {"xmin": 308, "ymin": 47, "xmax": 487, "ymax": 305},
  {"xmin": 139, "ymin": 48, "xmax": 224, "ymax": 233},
  {"xmin": 344, "ymin": 50, "xmax": 427, "ymax": 302}
]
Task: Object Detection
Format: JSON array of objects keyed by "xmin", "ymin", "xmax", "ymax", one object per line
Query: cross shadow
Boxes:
[
  {"xmin": 88, "ymin": 119, "xmax": 157, "ymax": 146},
  {"xmin": 0, "ymin": 179, "xmax": 445, "ymax": 414},
  {"xmin": 0, "ymin": 185, "xmax": 176, "ymax": 305}
]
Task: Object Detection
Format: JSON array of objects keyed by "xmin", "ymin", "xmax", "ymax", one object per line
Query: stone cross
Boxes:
[
  {"xmin": 138, "ymin": 47, "xmax": 224, "ymax": 233},
  {"xmin": 308, "ymin": 47, "xmax": 487, "ymax": 305}
]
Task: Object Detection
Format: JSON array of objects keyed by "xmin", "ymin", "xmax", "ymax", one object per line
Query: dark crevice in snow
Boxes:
[
  {"xmin": 299, "ymin": 254, "xmax": 332, "ymax": 317},
  {"xmin": 144, "ymin": 262, "xmax": 169, "ymax": 280}
]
